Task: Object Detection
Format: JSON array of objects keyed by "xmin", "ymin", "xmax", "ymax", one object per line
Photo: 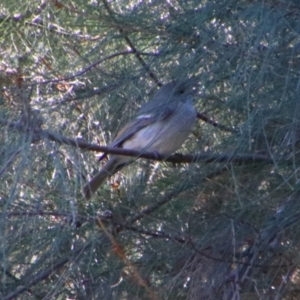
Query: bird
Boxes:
[{"xmin": 83, "ymin": 81, "xmax": 197, "ymax": 199}]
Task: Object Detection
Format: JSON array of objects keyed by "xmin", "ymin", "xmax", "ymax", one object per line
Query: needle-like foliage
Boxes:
[{"xmin": 1, "ymin": 0, "xmax": 300, "ymax": 299}]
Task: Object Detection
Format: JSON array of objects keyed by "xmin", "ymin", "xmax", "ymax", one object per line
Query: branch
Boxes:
[
  {"xmin": 124, "ymin": 225, "xmax": 186, "ymax": 243},
  {"xmin": 0, "ymin": 2, "xmax": 47, "ymax": 23},
  {"xmin": 42, "ymin": 130, "xmax": 274, "ymax": 164},
  {"xmin": 2, "ymin": 236, "xmax": 91, "ymax": 300},
  {"xmin": 102, "ymin": 0, "xmax": 162, "ymax": 86},
  {"xmin": 2, "ymin": 256, "xmax": 70, "ymax": 300},
  {"xmin": 5, "ymin": 210, "xmax": 114, "ymax": 227},
  {"xmin": 0, "ymin": 117, "xmax": 275, "ymax": 165},
  {"xmin": 221, "ymin": 198, "xmax": 300, "ymax": 300},
  {"xmin": 51, "ymin": 84, "xmax": 119, "ymax": 105},
  {"xmin": 30, "ymin": 50, "xmax": 135, "ymax": 86},
  {"xmin": 197, "ymin": 112, "xmax": 238, "ymax": 133},
  {"xmin": 5, "ymin": 209, "xmax": 186, "ymax": 243},
  {"xmin": 126, "ymin": 166, "xmax": 229, "ymax": 226},
  {"xmin": 41, "ymin": 129, "xmax": 268, "ymax": 163},
  {"xmin": 129, "ymin": 188, "xmax": 183, "ymax": 224},
  {"xmin": 0, "ymin": 149, "xmax": 21, "ymax": 178}
]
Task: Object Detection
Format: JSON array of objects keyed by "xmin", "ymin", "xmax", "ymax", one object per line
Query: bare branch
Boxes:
[
  {"xmin": 0, "ymin": 149, "xmax": 21, "ymax": 178},
  {"xmin": 0, "ymin": 117, "xmax": 276, "ymax": 165},
  {"xmin": 102, "ymin": 0, "xmax": 162, "ymax": 87},
  {"xmin": 39, "ymin": 129, "xmax": 273, "ymax": 164},
  {"xmin": 2, "ymin": 256, "xmax": 70, "ymax": 300},
  {"xmin": 31, "ymin": 50, "xmax": 135, "ymax": 86},
  {"xmin": 129, "ymin": 188, "xmax": 183, "ymax": 224},
  {"xmin": 197, "ymin": 112, "xmax": 238, "ymax": 133},
  {"xmin": 124, "ymin": 225, "xmax": 187, "ymax": 243}
]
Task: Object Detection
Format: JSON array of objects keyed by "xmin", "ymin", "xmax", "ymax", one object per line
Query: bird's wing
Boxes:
[{"xmin": 110, "ymin": 107, "xmax": 174, "ymax": 148}]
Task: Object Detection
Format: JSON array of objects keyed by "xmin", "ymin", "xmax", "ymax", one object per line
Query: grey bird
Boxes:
[{"xmin": 83, "ymin": 81, "xmax": 197, "ymax": 199}]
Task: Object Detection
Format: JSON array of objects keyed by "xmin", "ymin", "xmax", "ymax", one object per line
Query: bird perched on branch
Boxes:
[{"xmin": 83, "ymin": 81, "xmax": 197, "ymax": 199}]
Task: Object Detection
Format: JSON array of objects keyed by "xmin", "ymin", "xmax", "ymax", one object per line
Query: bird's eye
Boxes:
[{"xmin": 178, "ymin": 89, "xmax": 184, "ymax": 94}]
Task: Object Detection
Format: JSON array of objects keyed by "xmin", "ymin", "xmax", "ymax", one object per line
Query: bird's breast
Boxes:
[{"xmin": 122, "ymin": 101, "xmax": 196, "ymax": 155}]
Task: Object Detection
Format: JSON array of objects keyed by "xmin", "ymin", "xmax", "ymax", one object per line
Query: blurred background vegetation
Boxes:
[{"xmin": 1, "ymin": 0, "xmax": 300, "ymax": 299}]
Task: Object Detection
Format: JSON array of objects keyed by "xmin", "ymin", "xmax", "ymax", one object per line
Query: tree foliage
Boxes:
[{"xmin": 1, "ymin": 0, "xmax": 300, "ymax": 299}]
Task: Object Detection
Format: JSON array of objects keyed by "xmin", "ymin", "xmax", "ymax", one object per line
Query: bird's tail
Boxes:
[{"xmin": 83, "ymin": 158, "xmax": 119, "ymax": 200}]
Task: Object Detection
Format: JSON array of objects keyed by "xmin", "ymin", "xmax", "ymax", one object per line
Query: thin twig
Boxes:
[
  {"xmin": 123, "ymin": 225, "xmax": 187, "ymax": 243},
  {"xmin": 0, "ymin": 150, "xmax": 21, "ymax": 178},
  {"xmin": 129, "ymin": 192, "xmax": 180, "ymax": 224},
  {"xmin": 2, "ymin": 245, "xmax": 90, "ymax": 300},
  {"xmin": 197, "ymin": 112, "xmax": 238, "ymax": 133},
  {"xmin": 274, "ymin": 265, "xmax": 296, "ymax": 300},
  {"xmin": 102, "ymin": 0, "xmax": 162, "ymax": 86},
  {"xmin": 97, "ymin": 217, "xmax": 159, "ymax": 300},
  {"xmin": 30, "ymin": 50, "xmax": 135, "ymax": 85}
]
